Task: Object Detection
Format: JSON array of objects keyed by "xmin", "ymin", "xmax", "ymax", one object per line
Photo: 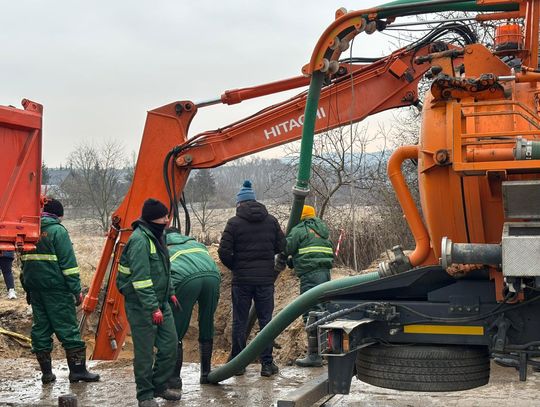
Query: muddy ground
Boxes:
[{"xmin": 0, "ymin": 359, "xmax": 538, "ymax": 406}]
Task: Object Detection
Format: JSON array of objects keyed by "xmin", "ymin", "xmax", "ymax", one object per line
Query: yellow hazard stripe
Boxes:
[
  {"xmin": 62, "ymin": 267, "xmax": 80, "ymax": 276},
  {"xmin": 118, "ymin": 264, "xmax": 131, "ymax": 275},
  {"xmin": 170, "ymin": 248, "xmax": 208, "ymax": 262},
  {"xmin": 148, "ymin": 239, "xmax": 156, "ymax": 254},
  {"xmin": 21, "ymin": 254, "xmax": 58, "ymax": 261},
  {"xmin": 132, "ymin": 279, "xmax": 153, "ymax": 290},
  {"xmin": 403, "ymin": 325, "xmax": 484, "ymax": 336},
  {"xmin": 298, "ymin": 246, "xmax": 333, "ymax": 255}
]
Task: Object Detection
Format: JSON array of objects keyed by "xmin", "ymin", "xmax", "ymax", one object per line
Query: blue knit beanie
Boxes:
[{"xmin": 236, "ymin": 180, "xmax": 256, "ymax": 203}]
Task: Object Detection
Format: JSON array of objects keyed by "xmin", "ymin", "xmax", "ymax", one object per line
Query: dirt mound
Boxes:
[
  {"xmin": 181, "ymin": 244, "xmax": 308, "ymax": 365},
  {"xmin": 0, "ymin": 297, "xmax": 33, "ymax": 359}
]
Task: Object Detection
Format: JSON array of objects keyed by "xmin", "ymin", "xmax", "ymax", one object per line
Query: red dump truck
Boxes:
[{"xmin": 0, "ymin": 99, "xmax": 43, "ymax": 252}]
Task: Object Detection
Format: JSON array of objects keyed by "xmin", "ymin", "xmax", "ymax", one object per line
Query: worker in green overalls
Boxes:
[
  {"xmin": 21, "ymin": 198, "xmax": 100, "ymax": 384},
  {"xmin": 117, "ymin": 199, "xmax": 181, "ymax": 407},
  {"xmin": 285, "ymin": 205, "xmax": 334, "ymax": 367},
  {"xmin": 165, "ymin": 228, "xmax": 221, "ymax": 388}
]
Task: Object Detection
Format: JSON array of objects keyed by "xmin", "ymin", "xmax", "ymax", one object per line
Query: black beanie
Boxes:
[
  {"xmin": 141, "ymin": 198, "xmax": 169, "ymax": 222},
  {"xmin": 43, "ymin": 198, "xmax": 64, "ymax": 217}
]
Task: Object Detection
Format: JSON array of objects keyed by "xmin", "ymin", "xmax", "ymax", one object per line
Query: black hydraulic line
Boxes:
[
  {"xmin": 304, "ymin": 302, "xmax": 383, "ymax": 331},
  {"xmin": 339, "ymin": 57, "xmax": 383, "ymax": 63},
  {"xmin": 387, "ymin": 17, "xmax": 475, "ymax": 28},
  {"xmin": 162, "ymin": 150, "xmax": 176, "ymax": 225},
  {"xmin": 170, "ymin": 153, "xmax": 181, "ymax": 230},
  {"xmin": 180, "ymin": 193, "xmax": 191, "ymax": 236},
  {"xmin": 338, "ymin": 22, "xmax": 477, "ymax": 66},
  {"xmin": 396, "ymin": 294, "xmax": 540, "ymax": 325},
  {"xmin": 407, "ymin": 22, "xmax": 478, "ymax": 50}
]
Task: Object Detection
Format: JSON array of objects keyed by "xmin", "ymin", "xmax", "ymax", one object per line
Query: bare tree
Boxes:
[
  {"xmin": 124, "ymin": 150, "xmax": 138, "ymax": 184},
  {"xmin": 185, "ymin": 169, "xmax": 218, "ymax": 240},
  {"xmin": 62, "ymin": 141, "xmax": 126, "ymax": 232},
  {"xmin": 273, "ymin": 124, "xmax": 386, "ymax": 219}
]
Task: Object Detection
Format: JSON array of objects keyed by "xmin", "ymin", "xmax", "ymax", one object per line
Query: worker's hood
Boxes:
[
  {"xmin": 303, "ymin": 217, "xmax": 329, "ymax": 239},
  {"xmin": 236, "ymin": 200, "xmax": 268, "ymax": 222},
  {"xmin": 166, "ymin": 232, "xmax": 195, "ymax": 246},
  {"xmin": 40, "ymin": 215, "xmax": 61, "ymax": 227}
]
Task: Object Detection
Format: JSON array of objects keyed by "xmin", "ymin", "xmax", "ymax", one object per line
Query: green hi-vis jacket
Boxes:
[
  {"xmin": 117, "ymin": 221, "xmax": 173, "ymax": 312},
  {"xmin": 285, "ymin": 216, "xmax": 334, "ymax": 278},
  {"xmin": 21, "ymin": 215, "xmax": 81, "ymax": 295},
  {"xmin": 165, "ymin": 232, "xmax": 221, "ymax": 292}
]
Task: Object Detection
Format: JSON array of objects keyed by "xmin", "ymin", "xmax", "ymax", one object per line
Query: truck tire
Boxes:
[{"xmin": 356, "ymin": 344, "xmax": 490, "ymax": 391}]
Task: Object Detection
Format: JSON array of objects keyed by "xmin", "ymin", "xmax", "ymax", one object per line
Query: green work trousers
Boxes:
[
  {"xmin": 30, "ymin": 290, "xmax": 85, "ymax": 353},
  {"xmin": 173, "ymin": 276, "xmax": 220, "ymax": 342},
  {"xmin": 124, "ymin": 300, "xmax": 177, "ymax": 401},
  {"xmin": 299, "ymin": 269, "xmax": 331, "ymax": 323}
]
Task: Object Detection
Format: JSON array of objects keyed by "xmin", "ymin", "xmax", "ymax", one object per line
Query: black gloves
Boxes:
[{"xmin": 274, "ymin": 253, "xmax": 287, "ymax": 273}]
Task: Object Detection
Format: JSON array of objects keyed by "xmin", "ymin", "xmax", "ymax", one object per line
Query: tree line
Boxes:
[{"xmin": 44, "ymin": 109, "xmax": 419, "ymax": 272}]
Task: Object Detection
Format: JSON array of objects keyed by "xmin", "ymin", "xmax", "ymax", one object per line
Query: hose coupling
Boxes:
[{"xmin": 378, "ymin": 245, "xmax": 412, "ymax": 278}]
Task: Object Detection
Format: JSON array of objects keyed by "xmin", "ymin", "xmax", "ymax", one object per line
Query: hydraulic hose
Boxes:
[{"xmin": 207, "ymin": 271, "xmax": 380, "ymax": 383}]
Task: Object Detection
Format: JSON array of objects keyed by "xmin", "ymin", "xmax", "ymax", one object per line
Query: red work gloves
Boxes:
[
  {"xmin": 152, "ymin": 296, "xmax": 180, "ymax": 325},
  {"xmin": 170, "ymin": 295, "xmax": 180, "ymax": 309},
  {"xmin": 75, "ymin": 293, "xmax": 83, "ymax": 306},
  {"xmin": 152, "ymin": 309, "xmax": 164, "ymax": 325}
]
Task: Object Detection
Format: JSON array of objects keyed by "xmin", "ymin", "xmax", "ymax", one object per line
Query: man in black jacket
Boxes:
[{"xmin": 218, "ymin": 180, "xmax": 285, "ymax": 377}]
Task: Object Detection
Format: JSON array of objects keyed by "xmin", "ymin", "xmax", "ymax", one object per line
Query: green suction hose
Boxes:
[
  {"xmin": 207, "ymin": 271, "xmax": 380, "ymax": 383},
  {"xmin": 285, "ymin": 70, "xmax": 324, "ymax": 234},
  {"xmin": 376, "ymin": 0, "xmax": 518, "ymax": 18}
]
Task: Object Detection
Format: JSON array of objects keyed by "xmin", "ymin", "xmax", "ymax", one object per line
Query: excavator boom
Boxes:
[{"xmin": 85, "ymin": 43, "xmax": 435, "ymax": 359}]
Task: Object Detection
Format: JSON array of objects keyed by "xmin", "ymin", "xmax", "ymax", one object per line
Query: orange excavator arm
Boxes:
[{"xmin": 84, "ymin": 42, "xmax": 436, "ymax": 360}]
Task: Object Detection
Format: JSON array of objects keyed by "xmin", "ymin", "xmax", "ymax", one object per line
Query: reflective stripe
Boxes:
[
  {"xmin": 404, "ymin": 325, "xmax": 484, "ymax": 336},
  {"xmin": 118, "ymin": 264, "xmax": 131, "ymax": 275},
  {"xmin": 132, "ymin": 279, "xmax": 153, "ymax": 289},
  {"xmin": 148, "ymin": 238, "xmax": 156, "ymax": 254},
  {"xmin": 298, "ymin": 246, "xmax": 333, "ymax": 255},
  {"xmin": 170, "ymin": 248, "xmax": 208, "ymax": 262},
  {"xmin": 21, "ymin": 254, "xmax": 58, "ymax": 261},
  {"xmin": 62, "ymin": 267, "xmax": 80, "ymax": 276}
]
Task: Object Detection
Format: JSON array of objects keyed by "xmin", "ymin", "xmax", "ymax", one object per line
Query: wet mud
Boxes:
[{"xmin": 0, "ymin": 360, "xmax": 539, "ymax": 406}]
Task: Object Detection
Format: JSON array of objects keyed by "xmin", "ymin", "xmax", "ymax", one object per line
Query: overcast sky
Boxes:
[{"xmin": 3, "ymin": 0, "xmax": 397, "ymax": 166}]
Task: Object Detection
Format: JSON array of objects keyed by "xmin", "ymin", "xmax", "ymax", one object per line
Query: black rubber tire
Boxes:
[{"xmin": 356, "ymin": 344, "xmax": 490, "ymax": 392}]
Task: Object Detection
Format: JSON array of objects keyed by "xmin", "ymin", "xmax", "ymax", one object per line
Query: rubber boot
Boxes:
[
  {"xmin": 295, "ymin": 353, "xmax": 323, "ymax": 367},
  {"xmin": 154, "ymin": 388, "xmax": 182, "ymax": 401},
  {"xmin": 199, "ymin": 339, "xmax": 213, "ymax": 384},
  {"xmin": 295, "ymin": 327, "xmax": 323, "ymax": 367},
  {"xmin": 66, "ymin": 347, "xmax": 100, "ymax": 382},
  {"xmin": 138, "ymin": 399, "xmax": 159, "ymax": 407},
  {"xmin": 260, "ymin": 361, "xmax": 279, "ymax": 377},
  {"xmin": 167, "ymin": 341, "xmax": 183, "ymax": 389},
  {"xmin": 36, "ymin": 352, "xmax": 56, "ymax": 384}
]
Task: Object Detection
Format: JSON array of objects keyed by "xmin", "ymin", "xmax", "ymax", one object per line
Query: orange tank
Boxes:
[{"xmin": 417, "ymin": 44, "xmax": 540, "ymax": 264}]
